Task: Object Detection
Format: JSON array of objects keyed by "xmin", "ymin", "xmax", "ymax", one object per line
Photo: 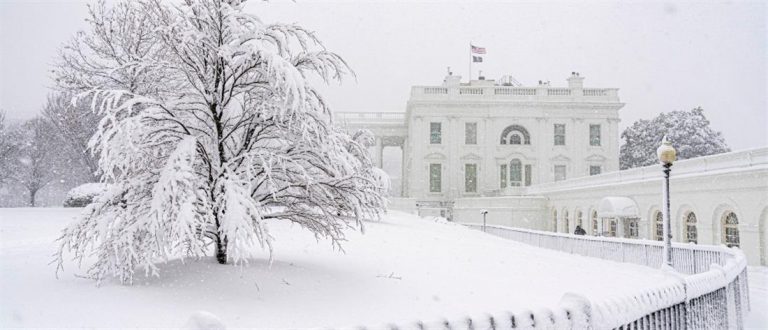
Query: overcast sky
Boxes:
[{"xmin": 1, "ymin": 0, "xmax": 765, "ymax": 150}]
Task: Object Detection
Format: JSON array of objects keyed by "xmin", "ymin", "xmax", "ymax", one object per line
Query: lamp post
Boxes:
[
  {"xmin": 480, "ymin": 209, "xmax": 489, "ymax": 232},
  {"xmin": 657, "ymin": 136, "xmax": 677, "ymax": 268}
]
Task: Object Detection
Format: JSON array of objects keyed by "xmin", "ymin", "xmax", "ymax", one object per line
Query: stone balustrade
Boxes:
[{"xmin": 410, "ymin": 85, "xmax": 620, "ymax": 102}]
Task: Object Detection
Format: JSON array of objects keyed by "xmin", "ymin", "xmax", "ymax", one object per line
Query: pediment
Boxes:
[
  {"xmin": 584, "ymin": 154, "xmax": 607, "ymax": 162},
  {"xmin": 424, "ymin": 152, "xmax": 447, "ymax": 160},
  {"xmin": 549, "ymin": 154, "xmax": 571, "ymax": 162}
]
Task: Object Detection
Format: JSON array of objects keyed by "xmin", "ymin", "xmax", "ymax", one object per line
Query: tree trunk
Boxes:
[
  {"xmin": 215, "ymin": 236, "xmax": 227, "ymax": 264},
  {"xmin": 29, "ymin": 189, "xmax": 37, "ymax": 207}
]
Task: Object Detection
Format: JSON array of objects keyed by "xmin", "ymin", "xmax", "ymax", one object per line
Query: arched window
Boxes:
[
  {"xmin": 563, "ymin": 210, "xmax": 570, "ymax": 234},
  {"xmin": 684, "ymin": 212, "xmax": 697, "ymax": 244},
  {"xmin": 500, "ymin": 125, "xmax": 531, "ymax": 145},
  {"xmin": 591, "ymin": 210, "xmax": 598, "ymax": 235},
  {"xmin": 510, "ymin": 159, "xmax": 522, "ymax": 186},
  {"xmin": 553, "ymin": 210, "xmax": 558, "ymax": 232},
  {"xmin": 654, "ymin": 211, "xmax": 663, "ymax": 241},
  {"xmin": 722, "ymin": 212, "xmax": 740, "ymax": 248}
]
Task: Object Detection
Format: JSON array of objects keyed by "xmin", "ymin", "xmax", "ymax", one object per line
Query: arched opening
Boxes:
[
  {"xmin": 722, "ymin": 211, "xmax": 740, "ymax": 248},
  {"xmin": 684, "ymin": 211, "xmax": 697, "ymax": 244},
  {"xmin": 500, "ymin": 125, "xmax": 531, "ymax": 145}
]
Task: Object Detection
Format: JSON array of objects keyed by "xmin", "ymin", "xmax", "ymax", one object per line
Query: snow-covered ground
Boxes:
[{"xmin": 0, "ymin": 207, "xmax": 763, "ymax": 328}]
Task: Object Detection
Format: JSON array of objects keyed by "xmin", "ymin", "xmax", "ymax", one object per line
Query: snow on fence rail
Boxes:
[{"xmin": 344, "ymin": 225, "xmax": 749, "ymax": 330}]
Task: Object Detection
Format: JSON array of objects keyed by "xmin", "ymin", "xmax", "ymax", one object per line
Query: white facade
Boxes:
[
  {"xmin": 404, "ymin": 73, "xmax": 622, "ymax": 203},
  {"xmin": 336, "ymin": 73, "xmax": 768, "ymax": 266}
]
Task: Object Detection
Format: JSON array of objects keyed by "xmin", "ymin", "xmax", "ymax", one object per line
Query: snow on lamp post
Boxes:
[
  {"xmin": 657, "ymin": 136, "xmax": 676, "ymax": 268},
  {"xmin": 480, "ymin": 209, "xmax": 489, "ymax": 232}
]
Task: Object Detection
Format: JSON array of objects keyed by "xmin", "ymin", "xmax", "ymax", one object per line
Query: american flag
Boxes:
[{"xmin": 471, "ymin": 45, "xmax": 486, "ymax": 54}]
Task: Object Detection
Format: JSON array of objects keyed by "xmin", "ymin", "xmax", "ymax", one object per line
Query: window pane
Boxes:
[
  {"xmin": 524, "ymin": 164, "xmax": 532, "ymax": 186},
  {"xmin": 590, "ymin": 165, "xmax": 601, "ymax": 176},
  {"xmin": 510, "ymin": 159, "xmax": 522, "ymax": 185},
  {"xmin": 430, "ymin": 122, "xmax": 441, "ymax": 144},
  {"xmin": 429, "ymin": 163, "xmax": 441, "ymax": 192},
  {"xmin": 686, "ymin": 212, "xmax": 697, "ymax": 243},
  {"xmin": 465, "ymin": 164, "xmax": 477, "ymax": 193},
  {"xmin": 590, "ymin": 124, "xmax": 601, "ymax": 146},
  {"xmin": 510, "ymin": 133, "xmax": 522, "ymax": 145},
  {"xmin": 500, "ymin": 164, "xmax": 507, "ymax": 188},
  {"xmin": 655, "ymin": 212, "xmax": 663, "ymax": 241},
  {"xmin": 554, "ymin": 165, "xmax": 566, "ymax": 181},
  {"xmin": 465, "ymin": 122, "xmax": 477, "ymax": 145},
  {"xmin": 554, "ymin": 124, "xmax": 565, "ymax": 145},
  {"xmin": 723, "ymin": 212, "xmax": 739, "ymax": 247}
]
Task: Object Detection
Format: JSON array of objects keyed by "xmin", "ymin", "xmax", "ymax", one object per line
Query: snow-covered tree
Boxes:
[
  {"xmin": 620, "ymin": 107, "xmax": 730, "ymax": 169},
  {"xmin": 55, "ymin": 0, "xmax": 386, "ymax": 284},
  {"xmin": 42, "ymin": 93, "xmax": 101, "ymax": 182},
  {"xmin": 8, "ymin": 117, "xmax": 62, "ymax": 206},
  {"xmin": 0, "ymin": 111, "xmax": 18, "ymax": 184}
]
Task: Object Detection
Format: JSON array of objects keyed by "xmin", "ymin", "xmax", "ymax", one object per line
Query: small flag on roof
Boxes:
[{"xmin": 471, "ymin": 45, "xmax": 486, "ymax": 54}]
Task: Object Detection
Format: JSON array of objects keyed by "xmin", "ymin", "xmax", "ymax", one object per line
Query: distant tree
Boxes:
[
  {"xmin": 42, "ymin": 93, "xmax": 100, "ymax": 182},
  {"xmin": 0, "ymin": 111, "xmax": 19, "ymax": 184},
  {"xmin": 8, "ymin": 117, "xmax": 62, "ymax": 206},
  {"xmin": 55, "ymin": 0, "xmax": 386, "ymax": 284},
  {"xmin": 620, "ymin": 107, "xmax": 730, "ymax": 169}
]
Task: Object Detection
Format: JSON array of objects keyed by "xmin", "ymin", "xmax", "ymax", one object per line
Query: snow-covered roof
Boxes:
[{"xmin": 597, "ymin": 197, "xmax": 640, "ymax": 218}]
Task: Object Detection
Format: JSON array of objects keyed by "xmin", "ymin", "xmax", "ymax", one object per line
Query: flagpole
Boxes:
[{"xmin": 468, "ymin": 42, "xmax": 472, "ymax": 82}]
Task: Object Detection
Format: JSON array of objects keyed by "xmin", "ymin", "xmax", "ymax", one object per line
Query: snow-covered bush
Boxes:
[
  {"xmin": 54, "ymin": 0, "xmax": 386, "ymax": 284},
  {"xmin": 63, "ymin": 183, "xmax": 109, "ymax": 207}
]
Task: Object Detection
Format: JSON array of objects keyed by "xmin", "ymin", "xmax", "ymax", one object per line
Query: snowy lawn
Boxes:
[{"xmin": 0, "ymin": 207, "xmax": 724, "ymax": 328}]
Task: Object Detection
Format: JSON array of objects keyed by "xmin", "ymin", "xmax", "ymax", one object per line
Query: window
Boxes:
[
  {"xmin": 430, "ymin": 122, "xmax": 441, "ymax": 144},
  {"xmin": 500, "ymin": 125, "xmax": 530, "ymax": 145},
  {"xmin": 627, "ymin": 219, "xmax": 639, "ymax": 238},
  {"xmin": 654, "ymin": 211, "xmax": 663, "ymax": 241},
  {"xmin": 608, "ymin": 219, "xmax": 617, "ymax": 237},
  {"xmin": 554, "ymin": 165, "xmax": 566, "ymax": 181},
  {"xmin": 429, "ymin": 163, "xmax": 441, "ymax": 192},
  {"xmin": 563, "ymin": 210, "xmax": 570, "ymax": 234},
  {"xmin": 510, "ymin": 159, "xmax": 522, "ymax": 186},
  {"xmin": 590, "ymin": 124, "xmax": 601, "ymax": 146},
  {"xmin": 499, "ymin": 164, "xmax": 508, "ymax": 188},
  {"xmin": 465, "ymin": 164, "xmax": 477, "ymax": 193},
  {"xmin": 524, "ymin": 164, "xmax": 532, "ymax": 186},
  {"xmin": 722, "ymin": 212, "xmax": 740, "ymax": 248},
  {"xmin": 576, "ymin": 210, "xmax": 583, "ymax": 227},
  {"xmin": 591, "ymin": 211, "xmax": 598, "ymax": 235},
  {"xmin": 590, "ymin": 165, "xmax": 602, "ymax": 176},
  {"xmin": 553, "ymin": 210, "xmax": 558, "ymax": 232},
  {"xmin": 554, "ymin": 124, "xmax": 566, "ymax": 145},
  {"xmin": 685, "ymin": 212, "xmax": 698, "ymax": 244},
  {"xmin": 465, "ymin": 122, "xmax": 477, "ymax": 145}
]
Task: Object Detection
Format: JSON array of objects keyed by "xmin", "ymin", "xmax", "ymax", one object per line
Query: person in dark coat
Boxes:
[{"xmin": 574, "ymin": 225, "xmax": 586, "ymax": 235}]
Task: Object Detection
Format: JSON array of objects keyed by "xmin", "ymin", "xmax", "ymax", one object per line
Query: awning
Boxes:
[{"xmin": 597, "ymin": 197, "xmax": 640, "ymax": 218}]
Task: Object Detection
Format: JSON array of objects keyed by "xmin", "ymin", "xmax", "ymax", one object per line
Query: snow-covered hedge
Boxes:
[{"xmin": 63, "ymin": 183, "xmax": 109, "ymax": 207}]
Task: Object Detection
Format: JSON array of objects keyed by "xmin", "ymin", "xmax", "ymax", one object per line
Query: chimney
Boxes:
[{"xmin": 567, "ymin": 72, "xmax": 584, "ymax": 90}]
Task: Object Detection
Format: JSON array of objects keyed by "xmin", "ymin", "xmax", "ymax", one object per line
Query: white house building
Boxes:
[{"xmin": 337, "ymin": 73, "xmax": 768, "ymax": 266}]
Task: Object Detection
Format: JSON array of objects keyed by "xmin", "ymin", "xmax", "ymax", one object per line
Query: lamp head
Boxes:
[{"xmin": 656, "ymin": 135, "xmax": 677, "ymax": 165}]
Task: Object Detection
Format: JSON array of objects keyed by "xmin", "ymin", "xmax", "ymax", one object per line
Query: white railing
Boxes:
[
  {"xmin": 345, "ymin": 225, "xmax": 749, "ymax": 330},
  {"xmin": 410, "ymin": 86, "xmax": 620, "ymax": 102}
]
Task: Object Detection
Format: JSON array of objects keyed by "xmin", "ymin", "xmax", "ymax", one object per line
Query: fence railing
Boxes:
[{"xmin": 345, "ymin": 225, "xmax": 749, "ymax": 330}]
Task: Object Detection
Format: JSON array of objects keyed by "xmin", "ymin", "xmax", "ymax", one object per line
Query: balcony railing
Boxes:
[{"xmin": 410, "ymin": 86, "xmax": 620, "ymax": 102}]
